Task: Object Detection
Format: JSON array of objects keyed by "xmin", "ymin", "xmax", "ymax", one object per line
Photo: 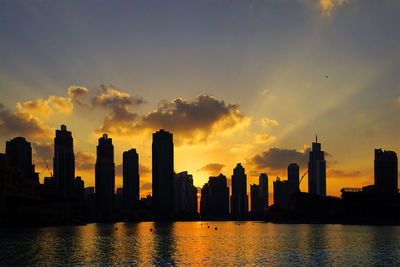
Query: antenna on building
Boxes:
[{"xmin": 316, "ymin": 134, "xmax": 318, "ymax": 143}]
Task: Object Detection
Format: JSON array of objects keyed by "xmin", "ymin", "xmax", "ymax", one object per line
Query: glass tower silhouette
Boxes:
[
  {"xmin": 53, "ymin": 125, "xmax": 75, "ymax": 198},
  {"xmin": 6, "ymin": 137, "xmax": 36, "ymax": 181},
  {"xmin": 308, "ymin": 135, "xmax": 326, "ymax": 196},
  {"xmin": 95, "ymin": 134, "xmax": 115, "ymax": 220},
  {"xmin": 231, "ymin": 163, "xmax": 248, "ymax": 217},
  {"xmin": 152, "ymin": 129, "xmax": 174, "ymax": 218},
  {"xmin": 123, "ymin": 148, "xmax": 139, "ymax": 210}
]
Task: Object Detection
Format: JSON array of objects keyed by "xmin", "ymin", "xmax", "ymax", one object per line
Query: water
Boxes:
[{"xmin": 1, "ymin": 222, "xmax": 400, "ymax": 266}]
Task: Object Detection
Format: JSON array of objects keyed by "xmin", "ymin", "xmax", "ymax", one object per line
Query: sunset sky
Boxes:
[{"xmin": 1, "ymin": 0, "xmax": 400, "ymax": 200}]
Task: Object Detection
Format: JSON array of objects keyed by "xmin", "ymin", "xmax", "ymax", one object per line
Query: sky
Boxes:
[{"xmin": 1, "ymin": 0, "xmax": 400, "ymax": 201}]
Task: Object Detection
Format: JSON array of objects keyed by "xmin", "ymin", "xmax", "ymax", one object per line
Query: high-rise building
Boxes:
[
  {"xmin": 200, "ymin": 174, "xmax": 229, "ymax": 217},
  {"xmin": 152, "ymin": 129, "xmax": 174, "ymax": 217},
  {"xmin": 95, "ymin": 134, "xmax": 115, "ymax": 220},
  {"xmin": 374, "ymin": 149, "xmax": 398, "ymax": 194},
  {"xmin": 308, "ymin": 135, "xmax": 326, "ymax": 196},
  {"xmin": 123, "ymin": 149, "xmax": 139, "ymax": 210},
  {"xmin": 53, "ymin": 125, "xmax": 75, "ymax": 198},
  {"xmin": 250, "ymin": 184, "xmax": 260, "ymax": 214},
  {"xmin": 174, "ymin": 171, "xmax": 197, "ymax": 216},
  {"xmin": 273, "ymin": 177, "xmax": 290, "ymax": 208},
  {"xmin": 288, "ymin": 163, "xmax": 300, "ymax": 194},
  {"xmin": 231, "ymin": 163, "xmax": 248, "ymax": 217},
  {"xmin": 5, "ymin": 137, "xmax": 37, "ymax": 182},
  {"xmin": 259, "ymin": 173, "xmax": 269, "ymax": 210}
]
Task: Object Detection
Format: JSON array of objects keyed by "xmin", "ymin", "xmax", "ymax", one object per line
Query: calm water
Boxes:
[{"xmin": 1, "ymin": 222, "xmax": 400, "ymax": 266}]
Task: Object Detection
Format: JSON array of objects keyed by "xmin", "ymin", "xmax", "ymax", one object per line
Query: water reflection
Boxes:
[{"xmin": 2, "ymin": 222, "xmax": 400, "ymax": 265}]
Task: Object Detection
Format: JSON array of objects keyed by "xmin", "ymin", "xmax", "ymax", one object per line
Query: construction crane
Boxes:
[
  {"xmin": 299, "ymin": 170, "xmax": 308, "ymax": 185},
  {"xmin": 43, "ymin": 159, "xmax": 53, "ymax": 178}
]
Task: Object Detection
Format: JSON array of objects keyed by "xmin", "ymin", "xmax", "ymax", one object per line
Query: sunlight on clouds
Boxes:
[
  {"xmin": 319, "ymin": 0, "xmax": 351, "ymax": 15},
  {"xmin": 260, "ymin": 117, "xmax": 278, "ymax": 128},
  {"xmin": 16, "ymin": 99, "xmax": 53, "ymax": 118}
]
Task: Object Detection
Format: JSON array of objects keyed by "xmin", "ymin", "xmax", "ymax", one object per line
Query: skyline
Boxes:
[{"xmin": 1, "ymin": 0, "xmax": 400, "ymax": 200}]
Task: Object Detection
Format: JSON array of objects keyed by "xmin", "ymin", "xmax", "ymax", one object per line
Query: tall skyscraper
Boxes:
[
  {"xmin": 308, "ymin": 135, "xmax": 326, "ymax": 196},
  {"xmin": 250, "ymin": 184, "xmax": 260, "ymax": 214},
  {"xmin": 231, "ymin": 163, "xmax": 248, "ymax": 217},
  {"xmin": 174, "ymin": 171, "xmax": 197, "ymax": 216},
  {"xmin": 95, "ymin": 134, "xmax": 115, "ymax": 220},
  {"xmin": 374, "ymin": 149, "xmax": 398, "ymax": 194},
  {"xmin": 152, "ymin": 129, "xmax": 174, "ymax": 217},
  {"xmin": 288, "ymin": 163, "xmax": 300, "ymax": 193},
  {"xmin": 5, "ymin": 137, "xmax": 37, "ymax": 181},
  {"xmin": 200, "ymin": 174, "xmax": 229, "ymax": 217},
  {"xmin": 123, "ymin": 149, "xmax": 140, "ymax": 210},
  {"xmin": 53, "ymin": 125, "xmax": 75, "ymax": 198},
  {"xmin": 259, "ymin": 173, "xmax": 269, "ymax": 210}
]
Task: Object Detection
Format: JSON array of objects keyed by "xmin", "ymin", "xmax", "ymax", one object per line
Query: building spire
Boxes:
[{"xmin": 316, "ymin": 134, "xmax": 318, "ymax": 143}]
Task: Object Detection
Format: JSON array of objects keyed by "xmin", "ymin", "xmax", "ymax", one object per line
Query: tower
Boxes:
[
  {"xmin": 231, "ymin": 163, "xmax": 248, "ymax": 217},
  {"xmin": 123, "ymin": 149, "xmax": 139, "ymax": 210},
  {"xmin": 6, "ymin": 137, "xmax": 36, "ymax": 181},
  {"xmin": 374, "ymin": 149, "xmax": 398, "ymax": 194},
  {"xmin": 53, "ymin": 125, "xmax": 75, "ymax": 198},
  {"xmin": 308, "ymin": 135, "xmax": 326, "ymax": 196},
  {"xmin": 95, "ymin": 134, "xmax": 115, "ymax": 220},
  {"xmin": 152, "ymin": 129, "xmax": 174, "ymax": 217}
]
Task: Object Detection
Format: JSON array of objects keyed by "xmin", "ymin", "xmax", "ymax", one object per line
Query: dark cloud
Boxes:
[
  {"xmin": 32, "ymin": 142, "xmax": 52, "ymax": 160},
  {"xmin": 327, "ymin": 169, "xmax": 362, "ymax": 178},
  {"xmin": 140, "ymin": 95, "xmax": 244, "ymax": 136},
  {"xmin": 116, "ymin": 163, "xmax": 150, "ymax": 177},
  {"xmin": 0, "ymin": 103, "xmax": 53, "ymax": 138},
  {"xmin": 68, "ymin": 86, "xmax": 89, "ymax": 100},
  {"xmin": 198, "ymin": 163, "xmax": 225, "ymax": 175},
  {"xmin": 115, "ymin": 164, "xmax": 122, "ymax": 177},
  {"xmin": 75, "ymin": 152, "xmax": 96, "ymax": 171},
  {"xmin": 92, "ymin": 85, "xmax": 144, "ymax": 135},
  {"xmin": 249, "ymin": 147, "xmax": 311, "ymax": 170},
  {"xmin": 141, "ymin": 183, "xmax": 152, "ymax": 190}
]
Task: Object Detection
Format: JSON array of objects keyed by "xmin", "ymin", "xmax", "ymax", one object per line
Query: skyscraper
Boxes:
[
  {"xmin": 95, "ymin": 134, "xmax": 115, "ymax": 220},
  {"xmin": 5, "ymin": 137, "xmax": 37, "ymax": 182},
  {"xmin": 259, "ymin": 173, "xmax": 269, "ymax": 210},
  {"xmin": 288, "ymin": 163, "xmax": 300, "ymax": 193},
  {"xmin": 308, "ymin": 135, "xmax": 326, "ymax": 196},
  {"xmin": 174, "ymin": 171, "xmax": 197, "ymax": 216},
  {"xmin": 53, "ymin": 125, "xmax": 75, "ymax": 198},
  {"xmin": 374, "ymin": 149, "xmax": 398, "ymax": 194},
  {"xmin": 123, "ymin": 149, "xmax": 139, "ymax": 210},
  {"xmin": 231, "ymin": 163, "xmax": 248, "ymax": 217},
  {"xmin": 250, "ymin": 184, "xmax": 260, "ymax": 214},
  {"xmin": 200, "ymin": 174, "xmax": 229, "ymax": 217},
  {"xmin": 152, "ymin": 129, "xmax": 174, "ymax": 217}
]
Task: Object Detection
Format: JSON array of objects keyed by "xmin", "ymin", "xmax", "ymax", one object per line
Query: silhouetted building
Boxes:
[
  {"xmin": 152, "ymin": 129, "xmax": 174, "ymax": 218},
  {"xmin": 288, "ymin": 163, "xmax": 300, "ymax": 193},
  {"xmin": 250, "ymin": 184, "xmax": 260, "ymax": 214},
  {"xmin": 174, "ymin": 171, "xmax": 197, "ymax": 216},
  {"xmin": 5, "ymin": 137, "xmax": 38, "ymax": 182},
  {"xmin": 123, "ymin": 149, "xmax": 139, "ymax": 210},
  {"xmin": 95, "ymin": 134, "xmax": 115, "ymax": 221},
  {"xmin": 259, "ymin": 173, "xmax": 269, "ymax": 211},
  {"xmin": 54, "ymin": 125, "xmax": 75, "ymax": 198},
  {"xmin": 200, "ymin": 174, "xmax": 229, "ymax": 217},
  {"xmin": 231, "ymin": 163, "xmax": 248, "ymax": 217},
  {"xmin": 74, "ymin": 176, "xmax": 84, "ymax": 200},
  {"xmin": 308, "ymin": 135, "xmax": 326, "ymax": 196},
  {"xmin": 273, "ymin": 177, "xmax": 290, "ymax": 208},
  {"xmin": 374, "ymin": 149, "xmax": 398, "ymax": 194}
]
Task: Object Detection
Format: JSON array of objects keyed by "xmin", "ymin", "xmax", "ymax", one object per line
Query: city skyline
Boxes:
[{"xmin": 1, "ymin": 0, "xmax": 400, "ymax": 201}]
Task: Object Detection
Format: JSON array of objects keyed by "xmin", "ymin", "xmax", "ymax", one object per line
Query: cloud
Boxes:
[
  {"xmin": 138, "ymin": 94, "xmax": 245, "ymax": 143},
  {"xmin": 260, "ymin": 117, "xmax": 278, "ymax": 128},
  {"xmin": 32, "ymin": 142, "xmax": 53, "ymax": 160},
  {"xmin": 255, "ymin": 134, "xmax": 276, "ymax": 144},
  {"xmin": 140, "ymin": 163, "xmax": 151, "ymax": 176},
  {"xmin": 396, "ymin": 96, "xmax": 400, "ymax": 103},
  {"xmin": 249, "ymin": 146, "xmax": 311, "ymax": 170},
  {"xmin": 92, "ymin": 85, "xmax": 144, "ymax": 135},
  {"xmin": 198, "ymin": 163, "xmax": 225, "ymax": 176},
  {"xmin": 319, "ymin": 0, "xmax": 351, "ymax": 15},
  {"xmin": 141, "ymin": 183, "xmax": 152, "ymax": 190},
  {"xmin": 16, "ymin": 99, "xmax": 53, "ymax": 118},
  {"xmin": 75, "ymin": 152, "xmax": 96, "ymax": 171},
  {"xmin": 48, "ymin": 95, "xmax": 73, "ymax": 114},
  {"xmin": 0, "ymin": 103, "xmax": 53, "ymax": 138},
  {"xmin": 327, "ymin": 169, "xmax": 362, "ymax": 178},
  {"xmin": 68, "ymin": 86, "xmax": 89, "ymax": 100}
]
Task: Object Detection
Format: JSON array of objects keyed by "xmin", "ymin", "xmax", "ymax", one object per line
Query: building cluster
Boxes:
[{"xmin": 1, "ymin": 124, "xmax": 399, "ymax": 225}]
